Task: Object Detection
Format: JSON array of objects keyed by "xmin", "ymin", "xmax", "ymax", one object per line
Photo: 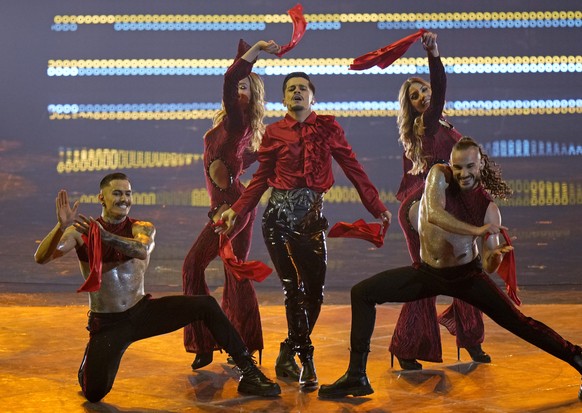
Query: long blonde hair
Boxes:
[
  {"xmin": 212, "ymin": 72, "xmax": 266, "ymax": 152},
  {"xmin": 397, "ymin": 77, "xmax": 430, "ymax": 175}
]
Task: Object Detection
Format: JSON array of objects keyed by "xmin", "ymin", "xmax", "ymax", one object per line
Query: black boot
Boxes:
[
  {"xmin": 466, "ymin": 344, "xmax": 491, "ymax": 363},
  {"xmin": 318, "ymin": 352, "xmax": 373, "ymax": 398},
  {"xmin": 573, "ymin": 353, "xmax": 582, "ymax": 400},
  {"xmin": 233, "ymin": 352, "xmax": 281, "ymax": 397},
  {"xmin": 397, "ymin": 356, "xmax": 423, "ymax": 370},
  {"xmin": 297, "ymin": 345, "xmax": 318, "ymax": 388},
  {"xmin": 275, "ymin": 340, "xmax": 300, "ymax": 380},
  {"xmin": 191, "ymin": 352, "xmax": 213, "ymax": 370}
]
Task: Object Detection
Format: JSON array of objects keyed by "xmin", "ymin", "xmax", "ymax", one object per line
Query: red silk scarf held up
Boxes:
[
  {"xmin": 349, "ymin": 29, "xmax": 427, "ymax": 70},
  {"xmin": 328, "ymin": 219, "xmax": 389, "ymax": 248},
  {"xmin": 276, "ymin": 4, "xmax": 307, "ymax": 57},
  {"xmin": 77, "ymin": 221, "xmax": 103, "ymax": 293}
]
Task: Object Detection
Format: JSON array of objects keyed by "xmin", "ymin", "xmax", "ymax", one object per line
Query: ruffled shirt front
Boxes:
[{"xmin": 232, "ymin": 111, "xmax": 386, "ymax": 218}]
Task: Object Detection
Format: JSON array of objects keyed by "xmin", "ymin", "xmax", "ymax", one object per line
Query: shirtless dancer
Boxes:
[
  {"xmin": 34, "ymin": 172, "xmax": 280, "ymax": 402},
  {"xmin": 318, "ymin": 137, "xmax": 582, "ymax": 399}
]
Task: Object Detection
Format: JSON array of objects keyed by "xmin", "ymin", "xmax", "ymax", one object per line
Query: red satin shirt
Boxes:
[{"xmin": 232, "ymin": 112, "xmax": 387, "ymax": 218}]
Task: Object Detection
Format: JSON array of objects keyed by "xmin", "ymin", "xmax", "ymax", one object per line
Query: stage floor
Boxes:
[{"xmin": 1, "ymin": 292, "xmax": 581, "ymax": 413}]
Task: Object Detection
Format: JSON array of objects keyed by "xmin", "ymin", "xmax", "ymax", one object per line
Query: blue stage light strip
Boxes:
[
  {"xmin": 377, "ymin": 19, "xmax": 581, "ymax": 30},
  {"xmin": 46, "ymin": 56, "xmax": 582, "ymax": 77},
  {"xmin": 47, "ymin": 99, "xmax": 582, "ymax": 120},
  {"xmin": 51, "ymin": 11, "xmax": 581, "ymax": 32},
  {"xmin": 483, "ymin": 140, "xmax": 582, "ymax": 158},
  {"xmin": 51, "ymin": 21, "xmax": 340, "ymax": 32}
]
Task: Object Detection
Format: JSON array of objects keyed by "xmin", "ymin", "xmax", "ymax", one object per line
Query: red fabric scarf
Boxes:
[
  {"xmin": 218, "ymin": 235, "xmax": 272, "ymax": 282},
  {"xmin": 328, "ymin": 219, "xmax": 389, "ymax": 248},
  {"xmin": 213, "ymin": 220, "xmax": 272, "ymax": 282},
  {"xmin": 77, "ymin": 221, "xmax": 103, "ymax": 293},
  {"xmin": 349, "ymin": 29, "xmax": 427, "ymax": 70},
  {"xmin": 276, "ymin": 4, "xmax": 307, "ymax": 57},
  {"xmin": 485, "ymin": 229, "xmax": 520, "ymax": 305},
  {"xmin": 497, "ymin": 229, "xmax": 520, "ymax": 305}
]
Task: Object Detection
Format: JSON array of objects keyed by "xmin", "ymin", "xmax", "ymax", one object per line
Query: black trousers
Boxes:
[
  {"xmin": 262, "ymin": 194, "xmax": 327, "ymax": 351},
  {"xmin": 350, "ymin": 259, "xmax": 582, "ymax": 373},
  {"xmin": 78, "ymin": 294, "xmax": 246, "ymax": 403}
]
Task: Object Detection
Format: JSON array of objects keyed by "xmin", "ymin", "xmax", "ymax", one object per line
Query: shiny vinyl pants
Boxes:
[{"xmin": 261, "ymin": 189, "xmax": 327, "ymax": 352}]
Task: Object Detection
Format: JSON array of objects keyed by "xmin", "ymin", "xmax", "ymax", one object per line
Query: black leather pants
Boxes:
[{"xmin": 262, "ymin": 188, "xmax": 328, "ymax": 352}]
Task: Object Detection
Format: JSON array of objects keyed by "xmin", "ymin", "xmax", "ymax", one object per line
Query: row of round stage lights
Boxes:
[
  {"xmin": 377, "ymin": 19, "xmax": 581, "ymax": 30},
  {"xmin": 51, "ymin": 19, "xmax": 579, "ymax": 32},
  {"xmin": 45, "ymin": 62, "xmax": 581, "ymax": 77},
  {"xmin": 46, "ymin": 56, "xmax": 582, "ymax": 68},
  {"xmin": 46, "ymin": 99, "xmax": 582, "ymax": 115},
  {"xmin": 51, "ymin": 11, "xmax": 581, "ymax": 24},
  {"xmin": 51, "ymin": 21, "xmax": 340, "ymax": 32}
]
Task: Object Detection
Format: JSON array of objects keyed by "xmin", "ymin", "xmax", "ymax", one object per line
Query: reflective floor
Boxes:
[{"xmin": 1, "ymin": 292, "xmax": 581, "ymax": 413}]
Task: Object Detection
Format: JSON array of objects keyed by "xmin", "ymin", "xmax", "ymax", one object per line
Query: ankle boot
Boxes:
[
  {"xmin": 275, "ymin": 340, "xmax": 300, "ymax": 380},
  {"xmin": 396, "ymin": 356, "xmax": 423, "ymax": 370},
  {"xmin": 573, "ymin": 353, "xmax": 582, "ymax": 400},
  {"xmin": 191, "ymin": 352, "xmax": 213, "ymax": 370},
  {"xmin": 232, "ymin": 352, "xmax": 281, "ymax": 397},
  {"xmin": 318, "ymin": 352, "xmax": 373, "ymax": 398},
  {"xmin": 297, "ymin": 345, "xmax": 318, "ymax": 388},
  {"xmin": 466, "ymin": 344, "xmax": 491, "ymax": 363}
]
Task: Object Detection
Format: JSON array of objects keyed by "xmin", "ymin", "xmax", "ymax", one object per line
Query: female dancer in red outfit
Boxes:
[
  {"xmin": 389, "ymin": 32, "xmax": 490, "ymax": 370},
  {"xmin": 183, "ymin": 39, "xmax": 281, "ymax": 370}
]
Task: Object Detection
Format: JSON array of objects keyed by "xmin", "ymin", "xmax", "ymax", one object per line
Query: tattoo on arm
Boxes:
[{"xmin": 102, "ymin": 221, "xmax": 155, "ymax": 260}]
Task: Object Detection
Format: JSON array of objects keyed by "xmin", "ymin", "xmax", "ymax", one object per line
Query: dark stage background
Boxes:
[{"xmin": 0, "ymin": 0, "xmax": 580, "ymax": 298}]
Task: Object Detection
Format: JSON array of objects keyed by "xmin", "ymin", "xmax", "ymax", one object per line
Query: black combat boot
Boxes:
[
  {"xmin": 275, "ymin": 339, "xmax": 301, "ymax": 380},
  {"xmin": 573, "ymin": 353, "xmax": 582, "ymax": 400},
  {"xmin": 318, "ymin": 351, "xmax": 373, "ymax": 398},
  {"xmin": 232, "ymin": 352, "xmax": 281, "ymax": 397},
  {"xmin": 297, "ymin": 345, "xmax": 318, "ymax": 388}
]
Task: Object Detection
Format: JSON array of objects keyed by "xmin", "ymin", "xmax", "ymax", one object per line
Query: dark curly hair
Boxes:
[{"xmin": 453, "ymin": 137, "xmax": 512, "ymax": 200}]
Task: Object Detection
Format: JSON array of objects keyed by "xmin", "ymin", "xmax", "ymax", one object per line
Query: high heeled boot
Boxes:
[
  {"xmin": 318, "ymin": 351, "xmax": 373, "ymax": 398},
  {"xmin": 275, "ymin": 339, "xmax": 300, "ymax": 380},
  {"xmin": 297, "ymin": 345, "xmax": 318, "ymax": 388},
  {"xmin": 191, "ymin": 352, "xmax": 213, "ymax": 370},
  {"xmin": 232, "ymin": 352, "xmax": 281, "ymax": 397}
]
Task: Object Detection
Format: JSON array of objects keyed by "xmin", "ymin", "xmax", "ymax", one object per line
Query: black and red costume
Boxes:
[
  {"xmin": 231, "ymin": 111, "xmax": 387, "ymax": 359},
  {"xmin": 182, "ymin": 57, "xmax": 263, "ymax": 356},
  {"xmin": 77, "ymin": 217, "xmax": 248, "ymax": 403},
  {"xmin": 390, "ymin": 53, "xmax": 485, "ymax": 363},
  {"xmin": 350, "ymin": 176, "xmax": 582, "ymax": 376}
]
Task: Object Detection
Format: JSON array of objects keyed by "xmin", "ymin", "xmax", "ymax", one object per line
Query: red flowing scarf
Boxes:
[
  {"xmin": 213, "ymin": 220, "xmax": 272, "ymax": 282},
  {"xmin": 485, "ymin": 229, "xmax": 520, "ymax": 305},
  {"xmin": 276, "ymin": 3, "xmax": 307, "ymax": 57},
  {"xmin": 328, "ymin": 219, "xmax": 389, "ymax": 248},
  {"xmin": 497, "ymin": 229, "xmax": 520, "ymax": 305},
  {"xmin": 218, "ymin": 236, "xmax": 272, "ymax": 282},
  {"xmin": 349, "ymin": 29, "xmax": 427, "ymax": 70},
  {"xmin": 77, "ymin": 221, "xmax": 103, "ymax": 293}
]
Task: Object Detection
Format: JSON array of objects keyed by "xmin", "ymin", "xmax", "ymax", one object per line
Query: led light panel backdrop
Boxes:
[{"xmin": 0, "ymin": 0, "xmax": 580, "ymax": 290}]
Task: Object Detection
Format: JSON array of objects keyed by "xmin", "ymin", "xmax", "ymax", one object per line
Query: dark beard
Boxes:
[{"xmin": 289, "ymin": 103, "xmax": 305, "ymax": 112}]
